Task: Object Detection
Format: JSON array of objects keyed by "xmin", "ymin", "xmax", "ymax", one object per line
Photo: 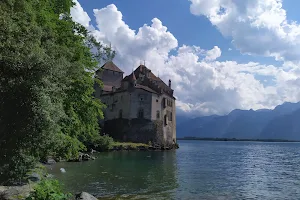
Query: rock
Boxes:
[
  {"xmin": 137, "ymin": 146, "xmax": 147, "ymax": 151},
  {"xmin": 68, "ymin": 153, "xmax": 94, "ymax": 162},
  {"xmin": 91, "ymin": 156, "xmax": 96, "ymax": 160},
  {"xmin": 76, "ymin": 192, "xmax": 98, "ymax": 200},
  {"xmin": 82, "ymin": 154, "xmax": 91, "ymax": 161},
  {"xmin": 27, "ymin": 172, "xmax": 41, "ymax": 182},
  {"xmin": 90, "ymin": 149, "xmax": 97, "ymax": 154},
  {"xmin": 46, "ymin": 158, "xmax": 56, "ymax": 165},
  {"xmin": 0, "ymin": 184, "xmax": 34, "ymax": 200},
  {"xmin": 47, "ymin": 158, "xmax": 57, "ymax": 165},
  {"xmin": 60, "ymin": 168, "xmax": 66, "ymax": 173}
]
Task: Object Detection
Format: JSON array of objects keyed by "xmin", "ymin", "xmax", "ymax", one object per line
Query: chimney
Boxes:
[{"xmin": 169, "ymin": 79, "xmax": 171, "ymax": 88}]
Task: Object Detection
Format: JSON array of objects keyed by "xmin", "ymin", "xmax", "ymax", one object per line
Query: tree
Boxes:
[{"xmin": 0, "ymin": 0, "xmax": 114, "ymax": 183}]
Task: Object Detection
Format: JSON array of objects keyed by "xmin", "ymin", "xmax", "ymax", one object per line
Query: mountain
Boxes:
[
  {"xmin": 260, "ymin": 108, "xmax": 300, "ymax": 140},
  {"xmin": 176, "ymin": 115, "xmax": 191, "ymax": 126},
  {"xmin": 177, "ymin": 102, "xmax": 300, "ymax": 140},
  {"xmin": 176, "ymin": 115, "xmax": 219, "ymax": 138}
]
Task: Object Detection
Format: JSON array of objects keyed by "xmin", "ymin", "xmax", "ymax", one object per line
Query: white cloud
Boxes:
[
  {"xmin": 204, "ymin": 46, "xmax": 221, "ymax": 61},
  {"xmin": 189, "ymin": 0, "xmax": 300, "ymax": 63},
  {"xmin": 71, "ymin": 2, "xmax": 300, "ymax": 116},
  {"xmin": 70, "ymin": 0, "xmax": 91, "ymax": 28}
]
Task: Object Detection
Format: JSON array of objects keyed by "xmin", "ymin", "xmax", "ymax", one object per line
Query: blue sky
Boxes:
[
  {"xmin": 73, "ymin": 0, "xmax": 300, "ymax": 116},
  {"xmin": 77, "ymin": 0, "xmax": 298, "ymax": 66}
]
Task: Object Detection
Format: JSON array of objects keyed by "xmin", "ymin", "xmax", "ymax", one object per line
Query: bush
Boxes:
[
  {"xmin": 93, "ymin": 135, "xmax": 114, "ymax": 151},
  {"xmin": 53, "ymin": 134, "xmax": 86, "ymax": 161},
  {"xmin": 26, "ymin": 179, "xmax": 71, "ymax": 200}
]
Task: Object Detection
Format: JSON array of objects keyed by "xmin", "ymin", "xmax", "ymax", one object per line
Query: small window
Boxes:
[
  {"xmin": 119, "ymin": 109, "xmax": 123, "ymax": 118},
  {"xmin": 163, "ymin": 98, "xmax": 167, "ymax": 108},
  {"xmin": 156, "ymin": 111, "xmax": 160, "ymax": 119},
  {"xmin": 138, "ymin": 108, "xmax": 144, "ymax": 118},
  {"xmin": 156, "ymin": 99, "xmax": 158, "ymax": 102},
  {"xmin": 169, "ymin": 112, "xmax": 173, "ymax": 121},
  {"xmin": 164, "ymin": 115, "xmax": 167, "ymax": 126}
]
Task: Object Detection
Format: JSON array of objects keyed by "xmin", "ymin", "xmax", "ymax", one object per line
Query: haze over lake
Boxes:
[{"xmin": 49, "ymin": 140, "xmax": 300, "ymax": 200}]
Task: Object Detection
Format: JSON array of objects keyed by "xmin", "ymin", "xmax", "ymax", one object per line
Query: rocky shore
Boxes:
[{"xmin": 0, "ymin": 143, "xmax": 179, "ymax": 199}]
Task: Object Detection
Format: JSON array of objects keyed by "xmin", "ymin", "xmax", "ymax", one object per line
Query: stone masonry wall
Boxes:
[{"xmin": 103, "ymin": 118, "xmax": 171, "ymax": 146}]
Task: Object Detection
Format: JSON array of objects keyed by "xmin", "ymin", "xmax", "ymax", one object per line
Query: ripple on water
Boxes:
[{"xmin": 48, "ymin": 141, "xmax": 300, "ymax": 200}]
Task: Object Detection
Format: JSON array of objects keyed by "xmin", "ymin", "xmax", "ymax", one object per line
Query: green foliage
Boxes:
[
  {"xmin": 26, "ymin": 179, "xmax": 72, "ymax": 200},
  {"xmin": 94, "ymin": 135, "xmax": 114, "ymax": 151},
  {"xmin": 113, "ymin": 142, "xmax": 149, "ymax": 149},
  {"xmin": 54, "ymin": 134, "xmax": 86, "ymax": 161},
  {"xmin": 0, "ymin": 0, "xmax": 115, "ymax": 183}
]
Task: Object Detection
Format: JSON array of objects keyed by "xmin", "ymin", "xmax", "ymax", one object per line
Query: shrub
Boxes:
[
  {"xmin": 54, "ymin": 134, "xmax": 86, "ymax": 161},
  {"xmin": 26, "ymin": 179, "xmax": 71, "ymax": 200},
  {"xmin": 93, "ymin": 135, "xmax": 114, "ymax": 151}
]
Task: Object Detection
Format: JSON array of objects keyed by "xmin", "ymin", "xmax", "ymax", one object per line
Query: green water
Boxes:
[
  {"xmin": 48, "ymin": 141, "xmax": 300, "ymax": 200},
  {"xmin": 47, "ymin": 151, "xmax": 178, "ymax": 199}
]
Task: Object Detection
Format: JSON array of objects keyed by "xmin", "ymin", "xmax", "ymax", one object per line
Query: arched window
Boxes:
[
  {"xmin": 119, "ymin": 109, "xmax": 123, "ymax": 118},
  {"xmin": 138, "ymin": 108, "xmax": 144, "ymax": 118},
  {"xmin": 156, "ymin": 111, "xmax": 160, "ymax": 119}
]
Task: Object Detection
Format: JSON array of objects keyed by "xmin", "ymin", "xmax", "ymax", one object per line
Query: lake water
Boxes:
[{"xmin": 48, "ymin": 141, "xmax": 300, "ymax": 200}]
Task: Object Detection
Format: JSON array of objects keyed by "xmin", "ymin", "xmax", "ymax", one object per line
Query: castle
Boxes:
[{"xmin": 94, "ymin": 61, "xmax": 176, "ymax": 147}]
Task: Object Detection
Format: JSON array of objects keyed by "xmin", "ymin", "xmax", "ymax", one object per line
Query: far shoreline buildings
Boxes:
[{"xmin": 94, "ymin": 61, "xmax": 176, "ymax": 147}]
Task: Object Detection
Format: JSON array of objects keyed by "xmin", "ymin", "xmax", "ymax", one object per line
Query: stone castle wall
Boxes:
[{"xmin": 102, "ymin": 118, "xmax": 174, "ymax": 147}]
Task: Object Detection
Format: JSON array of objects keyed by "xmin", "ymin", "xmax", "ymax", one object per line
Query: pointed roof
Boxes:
[
  {"xmin": 122, "ymin": 72, "xmax": 136, "ymax": 82},
  {"xmin": 129, "ymin": 71, "xmax": 136, "ymax": 82},
  {"xmin": 101, "ymin": 61, "xmax": 124, "ymax": 73}
]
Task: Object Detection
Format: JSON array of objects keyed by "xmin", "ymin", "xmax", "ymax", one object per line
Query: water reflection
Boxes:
[
  {"xmin": 48, "ymin": 151, "xmax": 178, "ymax": 199},
  {"xmin": 49, "ymin": 141, "xmax": 300, "ymax": 200}
]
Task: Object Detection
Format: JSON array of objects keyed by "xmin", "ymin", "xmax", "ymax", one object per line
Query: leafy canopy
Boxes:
[{"xmin": 0, "ymin": 0, "xmax": 114, "ymax": 183}]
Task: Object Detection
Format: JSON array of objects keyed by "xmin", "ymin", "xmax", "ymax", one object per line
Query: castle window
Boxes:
[
  {"xmin": 138, "ymin": 108, "xmax": 144, "ymax": 118},
  {"xmin": 156, "ymin": 99, "xmax": 158, "ymax": 102},
  {"xmin": 156, "ymin": 111, "xmax": 160, "ymax": 119},
  {"xmin": 119, "ymin": 109, "xmax": 123, "ymax": 118},
  {"xmin": 169, "ymin": 112, "xmax": 173, "ymax": 121},
  {"xmin": 164, "ymin": 115, "xmax": 168, "ymax": 126},
  {"xmin": 163, "ymin": 98, "xmax": 167, "ymax": 108},
  {"xmin": 110, "ymin": 104, "xmax": 114, "ymax": 111}
]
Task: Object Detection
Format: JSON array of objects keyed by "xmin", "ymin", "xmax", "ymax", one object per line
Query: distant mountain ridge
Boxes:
[{"xmin": 177, "ymin": 102, "xmax": 300, "ymax": 140}]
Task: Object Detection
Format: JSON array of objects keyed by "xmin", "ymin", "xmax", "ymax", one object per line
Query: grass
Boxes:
[{"xmin": 112, "ymin": 142, "xmax": 149, "ymax": 149}]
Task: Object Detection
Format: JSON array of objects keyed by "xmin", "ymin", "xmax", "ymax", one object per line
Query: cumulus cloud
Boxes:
[
  {"xmin": 70, "ymin": 1, "xmax": 300, "ymax": 116},
  {"xmin": 70, "ymin": 0, "xmax": 91, "ymax": 28},
  {"xmin": 189, "ymin": 0, "xmax": 300, "ymax": 63}
]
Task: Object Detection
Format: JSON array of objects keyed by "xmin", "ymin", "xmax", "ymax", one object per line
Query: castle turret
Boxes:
[{"xmin": 129, "ymin": 71, "xmax": 136, "ymax": 86}]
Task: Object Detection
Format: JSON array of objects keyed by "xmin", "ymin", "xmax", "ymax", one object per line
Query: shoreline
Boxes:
[{"xmin": 177, "ymin": 137, "xmax": 300, "ymax": 142}]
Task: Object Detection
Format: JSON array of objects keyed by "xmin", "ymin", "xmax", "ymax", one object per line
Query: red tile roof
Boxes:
[{"xmin": 101, "ymin": 61, "xmax": 124, "ymax": 73}]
